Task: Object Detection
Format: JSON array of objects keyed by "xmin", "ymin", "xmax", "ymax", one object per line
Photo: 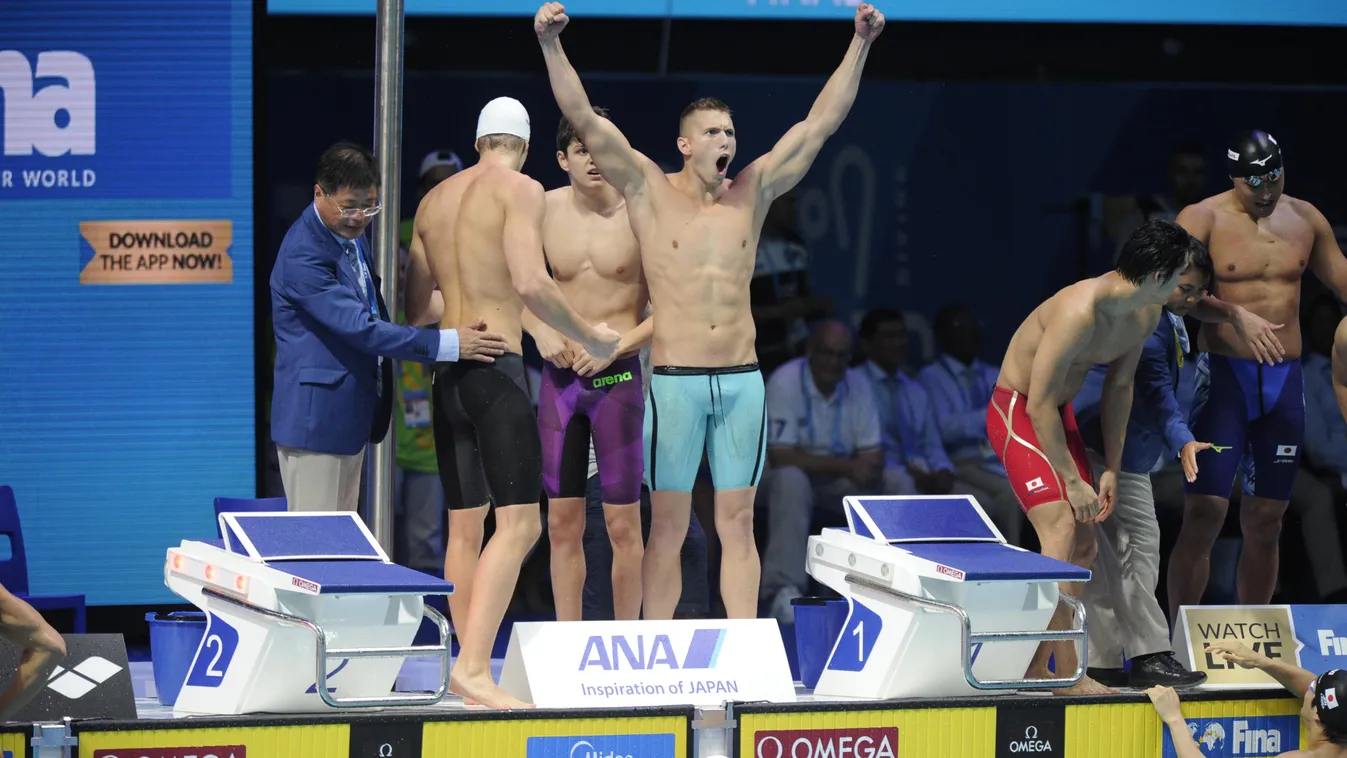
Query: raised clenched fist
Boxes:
[
  {"xmin": 535, "ymin": 2, "xmax": 569, "ymax": 41},
  {"xmin": 855, "ymin": 3, "xmax": 885, "ymax": 42}
]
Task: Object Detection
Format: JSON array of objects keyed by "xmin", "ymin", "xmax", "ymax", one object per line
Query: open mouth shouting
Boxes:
[{"xmin": 715, "ymin": 154, "xmax": 730, "ymax": 178}]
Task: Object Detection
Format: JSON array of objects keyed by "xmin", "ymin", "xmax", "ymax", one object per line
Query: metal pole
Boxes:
[{"xmin": 367, "ymin": 0, "xmax": 404, "ymax": 554}]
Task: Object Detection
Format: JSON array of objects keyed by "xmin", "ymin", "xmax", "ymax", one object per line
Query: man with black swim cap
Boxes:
[
  {"xmin": 1167, "ymin": 129, "xmax": 1347, "ymax": 621},
  {"xmin": 1149, "ymin": 642, "xmax": 1347, "ymax": 756}
]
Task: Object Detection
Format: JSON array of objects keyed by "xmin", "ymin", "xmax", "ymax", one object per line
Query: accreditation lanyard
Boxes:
[{"xmin": 801, "ymin": 361, "xmax": 846, "ymax": 457}]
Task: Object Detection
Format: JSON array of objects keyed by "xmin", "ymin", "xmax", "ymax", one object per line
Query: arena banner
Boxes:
[
  {"xmin": 733, "ymin": 703, "xmax": 997, "ymax": 758},
  {"xmin": 420, "ymin": 710, "xmax": 692, "ymax": 758},
  {"xmin": 1172, "ymin": 606, "xmax": 1300, "ymax": 688}
]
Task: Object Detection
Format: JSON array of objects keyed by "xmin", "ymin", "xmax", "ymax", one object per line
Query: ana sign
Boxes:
[{"xmin": 499, "ymin": 619, "xmax": 795, "ymax": 708}]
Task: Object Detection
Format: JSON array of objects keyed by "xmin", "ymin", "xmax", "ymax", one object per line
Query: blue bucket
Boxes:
[
  {"xmin": 792, "ymin": 597, "xmax": 849, "ymax": 690},
  {"xmin": 146, "ymin": 611, "xmax": 208, "ymax": 706}
]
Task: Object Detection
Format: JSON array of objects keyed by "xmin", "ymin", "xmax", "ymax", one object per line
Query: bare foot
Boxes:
[
  {"xmin": 449, "ymin": 671, "xmax": 534, "ymax": 710},
  {"xmin": 1051, "ymin": 674, "xmax": 1117, "ymax": 696},
  {"xmin": 447, "ymin": 680, "xmax": 480, "ymax": 707}
]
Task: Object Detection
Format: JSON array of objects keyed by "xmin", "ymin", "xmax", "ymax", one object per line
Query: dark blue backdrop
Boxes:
[{"xmin": 266, "ymin": 72, "xmax": 1347, "ymax": 363}]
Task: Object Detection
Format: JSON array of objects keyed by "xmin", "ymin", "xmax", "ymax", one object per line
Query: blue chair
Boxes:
[
  {"xmin": 212, "ymin": 496, "xmax": 287, "ymax": 538},
  {"xmin": 0, "ymin": 486, "xmax": 86, "ymax": 633}
]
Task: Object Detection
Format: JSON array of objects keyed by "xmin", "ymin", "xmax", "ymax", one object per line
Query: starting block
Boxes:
[
  {"xmin": 164, "ymin": 511, "xmax": 454, "ymax": 715},
  {"xmin": 806, "ymin": 495, "xmax": 1090, "ymax": 699}
]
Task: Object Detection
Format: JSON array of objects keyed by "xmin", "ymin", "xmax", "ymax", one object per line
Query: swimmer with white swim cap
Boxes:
[
  {"xmin": 535, "ymin": 1, "xmax": 885, "ymax": 620},
  {"xmin": 1167, "ymin": 129, "xmax": 1347, "ymax": 620},
  {"xmin": 434, "ymin": 95, "xmax": 619, "ymax": 709}
]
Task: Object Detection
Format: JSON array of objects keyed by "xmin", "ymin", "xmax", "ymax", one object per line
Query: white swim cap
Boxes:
[{"xmin": 476, "ymin": 97, "xmax": 531, "ymax": 143}]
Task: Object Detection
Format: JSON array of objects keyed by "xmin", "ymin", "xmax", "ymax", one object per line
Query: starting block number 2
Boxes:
[
  {"xmin": 185, "ymin": 614, "xmax": 240, "ymax": 688},
  {"xmin": 827, "ymin": 599, "xmax": 883, "ymax": 673}
]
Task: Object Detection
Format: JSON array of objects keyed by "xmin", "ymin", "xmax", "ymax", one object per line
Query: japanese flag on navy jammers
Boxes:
[{"xmin": 1276, "ymin": 445, "xmax": 1297, "ymax": 457}]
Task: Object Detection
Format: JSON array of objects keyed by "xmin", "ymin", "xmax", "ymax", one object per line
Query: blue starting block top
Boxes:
[
  {"xmin": 902, "ymin": 542, "xmax": 1090, "ymax": 583},
  {"xmin": 203, "ymin": 512, "xmax": 454, "ymax": 596},
  {"xmin": 844, "ymin": 496, "xmax": 1002, "ymax": 543},
  {"xmin": 835, "ymin": 496, "xmax": 1089, "ymax": 583}
]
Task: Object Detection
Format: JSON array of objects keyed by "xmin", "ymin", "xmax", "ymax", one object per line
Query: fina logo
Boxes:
[
  {"xmin": 1008, "ymin": 725, "xmax": 1052, "ymax": 753},
  {"xmin": 568, "ymin": 741, "xmax": 632, "ymax": 758},
  {"xmin": 1184, "ymin": 719, "xmax": 1286, "ymax": 756},
  {"xmin": 1320, "ymin": 628, "xmax": 1346, "ymax": 657},
  {"xmin": 0, "ymin": 50, "xmax": 95, "ymax": 157}
]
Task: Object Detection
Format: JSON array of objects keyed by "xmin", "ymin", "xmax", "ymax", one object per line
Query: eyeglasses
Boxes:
[
  {"xmin": 321, "ymin": 190, "xmax": 383, "ymax": 219},
  {"xmin": 1240, "ymin": 168, "xmax": 1282, "ymax": 188}
]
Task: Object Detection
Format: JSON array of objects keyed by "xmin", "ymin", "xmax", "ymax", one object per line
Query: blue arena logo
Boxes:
[
  {"xmin": 525, "ymin": 734, "xmax": 675, "ymax": 758},
  {"xmin": 1162, "ymin": 715, "xmax": 1299, "ymax": 757},
  {"xmin": 578, "ymin": 629, "xmax": 725, "ymax": 671}
]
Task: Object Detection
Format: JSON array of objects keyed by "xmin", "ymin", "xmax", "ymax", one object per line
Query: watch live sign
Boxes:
[{"xmin": 1, "ymin": 0, "xmax": 254, "ymax": 606}]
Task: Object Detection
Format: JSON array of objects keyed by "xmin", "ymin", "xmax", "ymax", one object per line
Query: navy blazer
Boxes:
[
  {"xmin": 270, "ymin": 205, "xmax": 441, "ymax": 456},
  {"xmin": 1074, "ymin": 314, "xmax": 1197, "ymax": 474}
]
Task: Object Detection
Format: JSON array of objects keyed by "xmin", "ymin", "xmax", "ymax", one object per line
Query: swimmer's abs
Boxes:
[{"xmin": 650, "ymin": 320, "xmax": 757, "ymax": 368}]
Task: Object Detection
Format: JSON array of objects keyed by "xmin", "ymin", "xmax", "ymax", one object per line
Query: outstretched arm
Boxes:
[
  {"xmin": 0, "ymin": 585, "xmax": 65, "ymax": 721},
  {"xmin": 752, "ymin": 4, "xmax": 885, "ymax": 201},
  {"xmin": 535, "ymin": 3, "xmax": 647, "ymax": 195},
  {"xmin": 504, "ymin": 178, "xmax": 619, "ymax": 358},
  {"xmin": 1189, "ymin": 294, "xmax": 1286, "ymax": 365}
]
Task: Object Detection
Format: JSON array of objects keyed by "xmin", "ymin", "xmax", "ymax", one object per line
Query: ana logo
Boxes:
[
  {"xmin": 578, "ymin": 628, "xmax": 724, "ymax": 671},
  {"xmin": 592, "ymin": 371, "xmax": 634, "ymax": 389},
  {"xmin": 1024, "ymin": 477, "xmax": 1044, "ymax": 492},
  {"xmin": 523, "ymin": 734, "xmax": 675, "ymax": 758},
  {"xmin": 0, "ymin": 50, "xmax": 95, "ymax": 157},
  {"xmin": 1163, "ymin": 716, "xmax": 1297, "ymax": 757},
  {"xmin": 46, "ymin": 655, "xmax": 123, "ymax": 699},
  {"xmin": 1320, "ymin": 629, "xmax": 1346, "ymax": 657},
  {"xmin": 754, "ymin": 727, "xmax": 897, "ymax": 758}
]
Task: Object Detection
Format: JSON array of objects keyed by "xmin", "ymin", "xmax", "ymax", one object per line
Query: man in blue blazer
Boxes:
[{"xmin": 270, "ymin": 142, "xmax": 508, "ymax": 513}]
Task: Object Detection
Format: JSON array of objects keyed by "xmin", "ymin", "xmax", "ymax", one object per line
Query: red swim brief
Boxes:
[{"xmin": 985, "ymin": 386, "xmax": 1093, "ymax": 513}]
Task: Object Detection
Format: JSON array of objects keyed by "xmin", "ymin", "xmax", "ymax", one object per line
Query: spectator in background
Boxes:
[
  {"xmin": 1108, "ymin": 141, "xmax": 1207, "ymax": 260},
  {"xmin": 751, "ymin": 189, "xmax": 833, "ymax": 376},
  {"xmin": 760, "ymin": 321, "xmax": 914, "ymax": 622},
  {"xmin": 912, "ymin": 305, "xmax": 1024, "ymax": 544},
  {"xmin": 400, "ymin": 150, "xmax": 463, "ymax": 249},
  {"xmin": 854, "ymin": 309, "xmax": 961, "ymax": 497}
]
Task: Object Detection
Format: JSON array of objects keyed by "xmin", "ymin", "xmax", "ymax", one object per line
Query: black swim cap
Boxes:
[
  {"xmin": 1313, "ymin": 669, "xmax": 1347, "ymax": 735},
  {"xmin": 1227, "ymin": 130, "xmax": 1283, "ymax": 178}
]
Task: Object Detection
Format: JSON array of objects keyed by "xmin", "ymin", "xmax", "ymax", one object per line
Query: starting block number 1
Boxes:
[
  {"xmin": 827, "ymin": 599, "xmax": 883, "ymax": 672},
  {"xmin": 186, "ymin": 614, "xmax": 240, "ymax": 688}
]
